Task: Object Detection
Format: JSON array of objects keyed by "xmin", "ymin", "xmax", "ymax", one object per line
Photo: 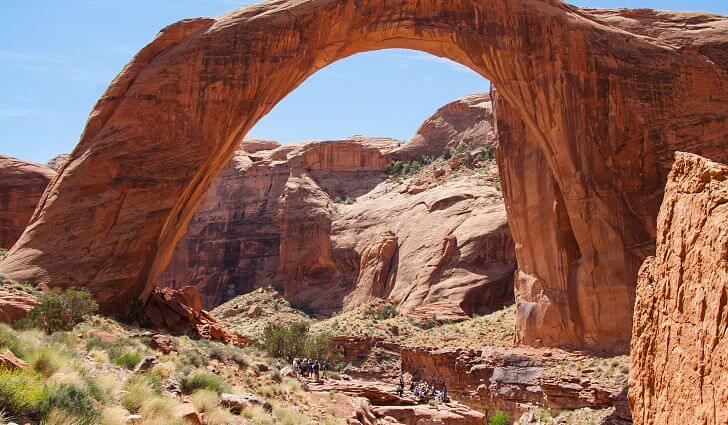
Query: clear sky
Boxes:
[{"xmin": 1, "ymin": 1, "xmax": 726, "ymax": 164}]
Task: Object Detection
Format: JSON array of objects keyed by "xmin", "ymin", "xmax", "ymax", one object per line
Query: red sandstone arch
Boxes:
[{"xmin": 1, "ymin": 0, "xmax": 726, "ymax": 353}]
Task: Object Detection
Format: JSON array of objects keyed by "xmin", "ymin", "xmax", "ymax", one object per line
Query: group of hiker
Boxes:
[
  {"xmin": 397, "ymin": 376, "xmax": 450, "ymax": 404},
  {"xmin": 292, "ymin": 358, "xmax": 330, "ymax": 380}
]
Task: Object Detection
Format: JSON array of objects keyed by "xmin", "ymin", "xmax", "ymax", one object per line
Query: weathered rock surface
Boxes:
[
  {"xmin": 1, "ymin": 0, "xmax": 726, "ymax": 354},
  {"xmin": 391, "ymin": 93, "xmax": 495, "ymax": 161},
  {"xmin": 161, "ymin": 126, "xmax": 515, "ymax": 314},
  {"xmin": 0, "ymin": 156, "xmax": 55, "ymax": 249},
  {"xmin": 142, "ymin": 286, "xmax": 250, "ymax": 346},
  {"xmin": 371, "ymin": 403, "xmax": 486, "ymax": 425},
  {"xmin": 0, "ymin": 288, "xmax": 38, "ymax": 324},
  {"xmin": 401, "ymin": 346, "xmax": 630, "ymax": 422},
  {"xmin": 629, "ymin": 153, "xmax": 727, "ymax": 425}
]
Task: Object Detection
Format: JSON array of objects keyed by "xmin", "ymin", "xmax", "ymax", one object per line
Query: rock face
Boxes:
[
  {"xmin": 1, "ymin": 0, "xmax": 726, "ymax": 354},
  {"xmin": 400, "ymin": 346, "xmax": 630, "ymax": 422},
  {"xmin": 161, "ymin": 132, "xmax": 515, "ymax": 315},
  {"xmin": 390, "ymin": 93, "xmax": 494, "ymax": 161},
  {"xmin": 629, "ymin": 153, "xmax": 727, "ymax": 425},
  {"xmin": 0, "ymin": 156, "xmax": 55, "ymax": 249}
]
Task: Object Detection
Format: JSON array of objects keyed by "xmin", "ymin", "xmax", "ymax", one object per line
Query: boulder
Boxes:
[
  {"xmin": 0, "ymin": 349, "xmax": 27, "ymax": 370},
  {"xmin": 142, "ymin": 286, "xmax": 250, "ymax": 346},
  {"xmin": 133, "ymin": 356, "xmax": 159, "ymax": 373},
  {"xmin": 173, "ymin": 401, "xmax": 202, "ymax": 425},
  {"xmin": 149, "ymin": 334, "xmax": 173, "ymax": 354},
  {"xmin": 220, "ymin": 393, "xmax": 272, "ymax": 413},
  {"xmin": 406, "ymin": 301, "xmax": 470, "ymax": 326},
  {"xmin": 0, "ymin": 288, "xmax": 38, "ymax": 324},
  {"xmin": 629, "ymin": 153, "xmax": 728, "ymax": 425}
]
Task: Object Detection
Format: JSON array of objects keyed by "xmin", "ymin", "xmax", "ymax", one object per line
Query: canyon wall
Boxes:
[
  {"xmin": 0, "ymin": 156, "xmax": 56, "ymax": 249},
  {"xmin": 160, "ymin": 94, "xmax": 516, "ymax": 314},
  {"xmin": 1, "ymin": 0, "xmax": 726, "ymax": 353},
  {"xmin": 629, "ymin": 152, "xmax": 727, "ymax": 425}
]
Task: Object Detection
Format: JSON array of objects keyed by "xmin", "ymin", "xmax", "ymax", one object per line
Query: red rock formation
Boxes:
[
  {"xmin": 142, "ymin": 286, "xmax": 250, "ymax": 346},
  {"xmin": 1, "ymin": 0, "xmax": 726, "ymax": 354},
  {"xmin": 0, "ymin": 288, "xmax": 38, "ymax": 324},
  {"xmin": 0, "ymin": 156, "xmax": 55, "ymax": 249},
  {"xmin": 391, "ymin": 93, "xmax": 495, "ymax": 160},
  {"xmin": 400, "ymin": 346, "xmax": 630, "ymax": 421},
  {"xmin": 629, "ymin": 153, "xmax": 727, "ymax": 425}
]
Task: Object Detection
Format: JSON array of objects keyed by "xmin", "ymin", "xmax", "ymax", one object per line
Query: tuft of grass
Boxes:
[
  {"xmin": 204, "ymin": 405, "xmax": 237, "ymax": 425},
  {"xmin": 139, "ymin": 396, "xmax": 176, "ymax": 420},
  {"xmin": 41, "ymin": 408, "xmax": 89, "ymax": 425},
  {"xmin": 274, "ymin": 405, "xmax": 310, "ymax": 425},
  {"xmin": 242, "ymin": 404, "xmax": 274, "ymax": 425},
  {"xmin": 113, "ymin": 351, "xmax": 142, "ymax": 370},
  {"xmin": 190, "ymin": 389, "xmax": 219, "ymax": 413},
  {"xmin": 99, "ymin": 405, "xmax": 129, "ymax": 425},
  {"xmin": 30, "ymin": 346, "xmax": 65, "ymax": 377},
  {"xmin": 41, "ymin": 383, "xmax": 99, "ymax": 423},
  {"xmin": 121, "ymin": 376, "xmax": 155, "ymax": 413},
  {"xmin": 180, "ymin": 372, "xmax": 230, "ymax": 395}
]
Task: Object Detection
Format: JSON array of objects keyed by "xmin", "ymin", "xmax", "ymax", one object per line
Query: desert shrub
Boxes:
[
  {"xmin": 41, "ymin": 383, "xmax": 99, "ymax": 423},
  {"xmin": 368, "ymin": 302, "xmax": 397, "ymax": 320},
  {"xmin": 262, "ymin": 321, "xmax": 309, "ymax": 361},
  {"xmin": 180, "ymin": 372, "xmax": 230, "ymax": 395},
  {"xmin": 19, "ymin": 287, "xmax": 98, "ymax": 334},
  {"xmin": 462, "ymin": 151, "xmax": 473, "ymax": 165},
  {"xmin": 113, "ymin": 351, "xmax": 142, "ymax": 370},
  {"xmin": 421, "ymin": 154, "xmax": 435, "ymax": 165},
  {"xmin": 304, "ymin": 332, "xmax": 342, "ymax": 364},
  {"xmin": 0, "ymin": 368, "xmax": 47, "ymax": 417},
  {"xmin": 489, "ymin": 411, "xmax": 510, "ymax": 425},
  {"xmin": 99, "ymin": 406, "xmax": 128, "ymax": 425},
  {"xmin": 42, "ymin": 408, "xmax": 90, "ymax": 425},
  {"xmin": 274, "ymin": 405, "xmax": 310, "ymax": 425},
  {"xmin": 0, "ymin": 248, "xmax": 6, "ymax": 260},
  {"xmin": 442, "ymin": 148, "xmax": 453, "ymax": 160}
]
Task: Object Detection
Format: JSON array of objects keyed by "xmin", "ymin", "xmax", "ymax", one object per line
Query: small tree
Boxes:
[
  {"xmin": 19, "ymin": 287, "xmax": 98, "ymax": 334},
  {"xmin": 489, "ymin": 411, "xmax": 509, "ymax": 425},
  {"xmin": 262, "ymin": 321, "xmax": 309, "ymax": 360}
]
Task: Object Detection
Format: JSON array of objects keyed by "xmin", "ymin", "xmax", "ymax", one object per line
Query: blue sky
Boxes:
[{"xmin": 2, "ymin": 1, "xmax": 726, "ymax": 163}]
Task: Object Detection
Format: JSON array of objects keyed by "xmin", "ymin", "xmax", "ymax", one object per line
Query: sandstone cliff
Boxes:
[
  {"xmin": 629, "ymin": 152, "xmax": 727, "ymax": 425},
  {"xmin": 0, "ymin": 156, "xmax": 56, "ymax": 249},
  {"xmin": 161, "ymin": 139, "xmax": 515, "ymax": 315}
]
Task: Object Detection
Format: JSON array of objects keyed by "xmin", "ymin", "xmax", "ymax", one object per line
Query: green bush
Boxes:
[
  {"xmin": 262, "ymin": 321, "xmax": 341, "ymax": 363},
  {"xmin": 0, "ymin": 248, "xmax": 6, "ymax": 260},
  {"xmin": 41, "ymin": 383, "xmax": 99, "ymax": 423},
  {"xmin": 126, "ymin": 373, "xmax": 163, "ymax": 394},
  {"xmin": 489, "ymin": 411, "xmax": 510, "ymax": 425},
  {"xmin": 180, "ymin": 372, "xmax": 230, "ymax": 395},
  {"xmin": 18, "ymin": 287, "xmax": 98, "ymax": 334},
  {"xmin": 113, "ymin": 351, "xmax": 142, "ymax": 370},
  {"xmin": 0, "ymin": 368, "xmax": 47, "ymax": 418},
  {"xmin": 421, "ymin": 154, "xmax": 435, "ymax": 165},
  {"xmin": 443, "ymin": 148, "xmax": 453, "ymax": 160}
]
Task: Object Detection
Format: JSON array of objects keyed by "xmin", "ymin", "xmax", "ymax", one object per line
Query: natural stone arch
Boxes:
[{"xmin": 1, "ymin": 0, "xmax": 726, "ymax": 353}]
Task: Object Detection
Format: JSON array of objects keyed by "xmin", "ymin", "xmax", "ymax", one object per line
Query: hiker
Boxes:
[
  {"xmin": 275, "ymin": 360, "xmax": 282, "ymax": 370},
  {"xmin": 308, "ymin": 359, "xmax": 314, "ymax": 378},
  {"xmin": 292, "ymin": 358, "xmax": 299, "ymax": 375},
  {"xmin": 314, "ymin": 360, "xmax": 320, "ymax": 380},
  {"xmin": 322, "ymin": 361, "xmax": 329, "ymax": 379},
  {"xmin": 442, "ymin": 385, "xmax": 449, "ymax": 403},
  {"xmin": 396, "ymin": 382, "xmax": 404, "ymax": 397}
]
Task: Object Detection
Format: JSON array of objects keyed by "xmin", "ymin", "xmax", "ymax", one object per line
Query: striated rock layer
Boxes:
[
  {"xmin": 629, "ymin": 153, "xmax": 727, "ymax": 425},
  {"xmin": 161, "ymin": 130, "xmax": 516, "ymax": 315},
  {"xmin": 1, "ymin": 0, "xmax": 727, "ymax": 353},
  {"xmin": 0, "ymin": 156, "xmax": 56, "ymax": 249}
]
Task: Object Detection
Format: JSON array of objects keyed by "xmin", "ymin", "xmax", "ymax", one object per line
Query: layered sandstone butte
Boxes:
[
  {"xmin": 1, "ymin": 0, "xmax": 726, "ymax": 353},
  {"xmin": 629, "ymin": 153, "xmax": 727, "ymax": 425},
  {"xmin": 161, "ymin": 125, "xmax": 516, "ymax": 315},
  {"xmin": 0, "ymin": 156, "xmax": 56, "ymax": 249}
]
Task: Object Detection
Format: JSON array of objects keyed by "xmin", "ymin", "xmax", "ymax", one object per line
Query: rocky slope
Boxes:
[
  {"xmin": 160, "ymin": 93, "xmax": 515, "ymax": 315},
  {"xmin": 629, "ymin": 152, "xmax": 727, "ymax": 425},
  {"xmin": 0, "ymin": 155, "xmax": 56, "ymax": 249}
]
